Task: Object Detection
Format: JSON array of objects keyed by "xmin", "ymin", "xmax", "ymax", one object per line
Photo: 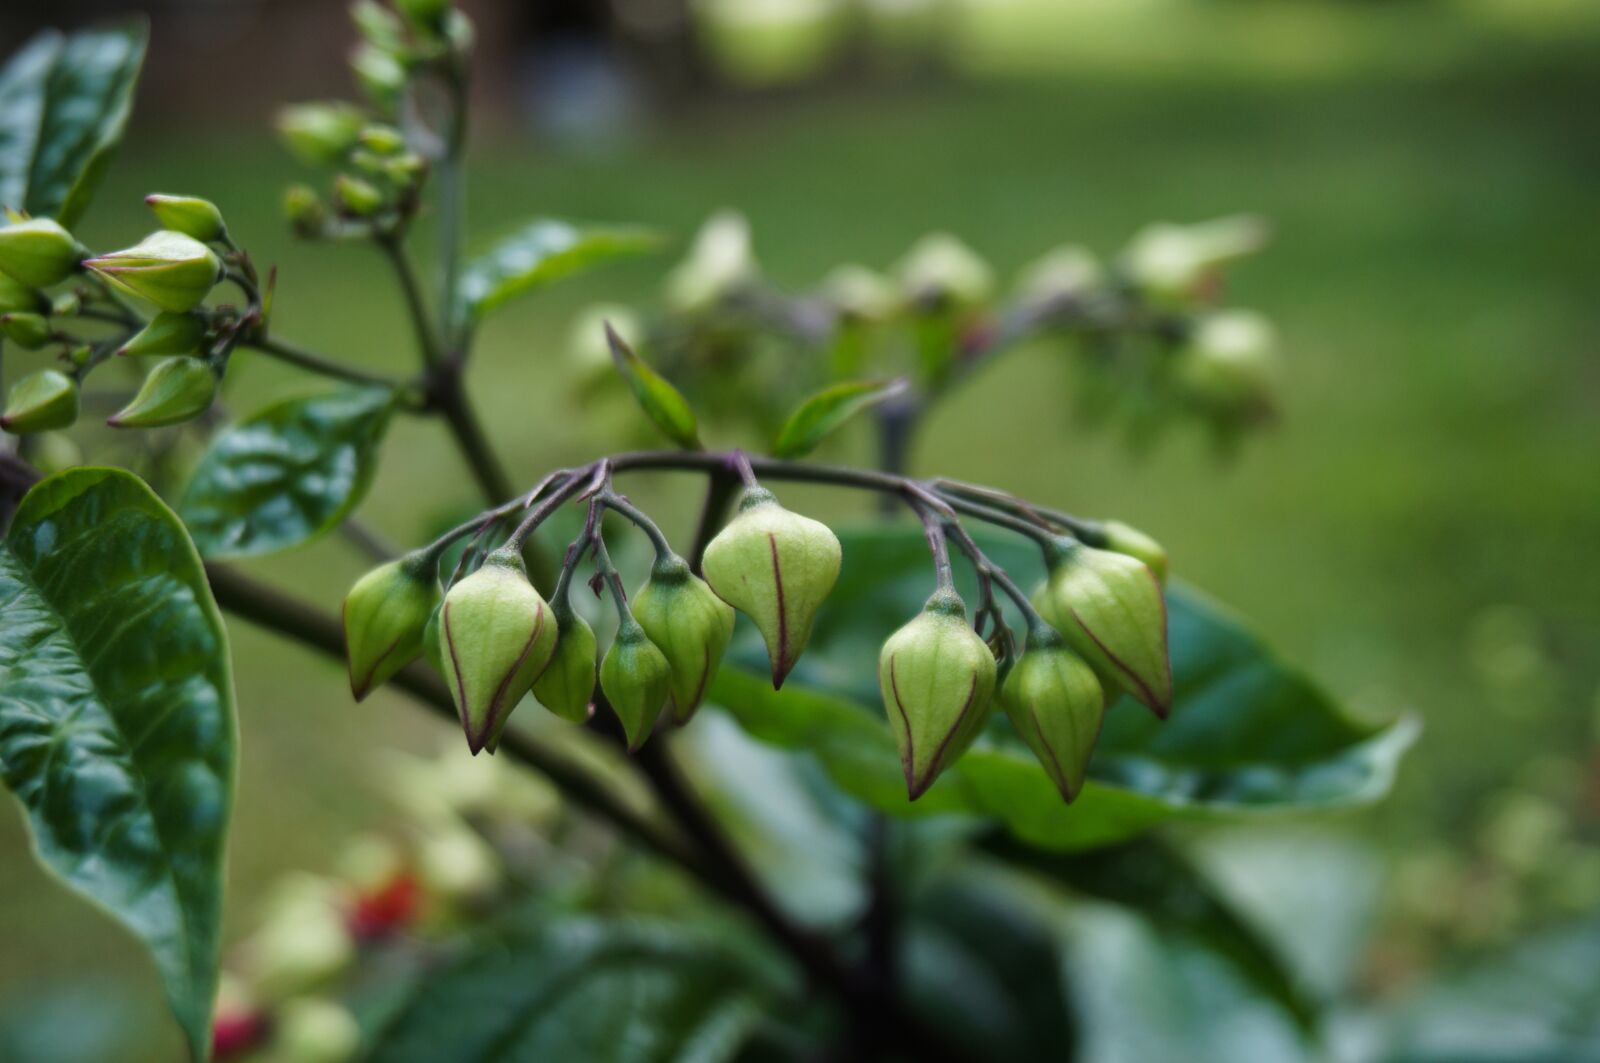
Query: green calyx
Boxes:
[
  {"xmin": 600, "ymin": 620, "xmax": 672, "ymax": 751},
  {"xmin": 108, "ymin": 356, "xmax": 219, "ymax": 428},
  {"xmin": 878, "ymin": 590, "xmax": 998, "ymax": 800},
  {"xmin": 145, "ymin": 194, "xmax": 227, "ymax": 243},
  {"xmin": 1098, "ymin": 520, "xmax": 1169, "ymax": 585},
  {"xmin": 1000, "ymin": 631, "xmax": 1106, "ymax": 803},
  {"xmin": 84, "ymin": 231, "xmax": 222, "ymax": 313},
  {"xmin": 439, "ymin": 548, "xmax": 559, "ymax": 755},
  {"xmin": 1035, "ymin": 538, "xmax": 1172, "ymax": 718},
  {"xmin": 0, "ymin": 311, "xmax": 51, "ymax": 348},
  {"xmin": 342, "ymin": 551, "xmax": 440, "ymax": 701},
  {"xmin": 632, "ymin": 554, "xmax": 736, "ymax": 725},
  {"xmin": 1, "ymin": 369, "xmax": 79, "ymax": 434},
  {"xmin": 702, "ymin": 486, "xmax": 842, "ymax": 689},
  {"xmin": 0, "ymin": 218, "xmax": 79, "ymax": 289},
  {"xmin": 531, "ymin": 601, "xmax": 598, "ymax": 725},
  {"xmin": 118, "ymin": 311, "xmax": 207, "ymax": 358}
]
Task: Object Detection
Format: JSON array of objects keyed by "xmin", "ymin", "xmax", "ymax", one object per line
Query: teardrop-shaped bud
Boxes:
[
  {"xmin": 84, "ymin": 231, "xmax": 222, "ymax": 313},
  {"xmin": 895, "ymin": 232, "xmax": 994, "ymax": 307},
  {"xmin": 144, "ymin": 194, "xmax": 227, "ymax": 242},
  {"xmin": 531, "ymin": 601, "xmax": 598, "ymax": 724},
  {"xmin": 1000, "ymin": 629, "xmax": 1105, "ymax": 802},
  {"xmin": 664, "ymin": 210, "xmax": 756, "ymax": 314},
  {"xmin": 108, "ymin": 356, "xmax": 219, "ymax": 428},
  {"xmin": 117, "ymin": 310, "xmax": 206, "ymax": 357},
  {"xmin": 702, "ymin": 486, "xmax": 842, "ymax": 688},
  {"xmin": 632, "ymin": 554, "xmax": 736, "ymax": 725},
  {"xmin": 0, "ymin": 218, "xmax": 79, "ymax": 288},
  {"xmin": 1099, "ymin": 520, "xmax": 1168, "ymax": 586},
  {"xmin": 438, "ymin": 548, "xmax": 559, "ymax": 755},
  {"xmin": 0, "ymin": 311, "xmax": 51, "ymax": 348},
  {"xmin": 342, "ymin": 551, "xmax": 440, "ymax": 701},
  {"xmin": 878, "ymin": 588, "xmax": 998, "ymax": 800},
  {"xmin": 599, "ymin": 620, "xmax": 672, "ymax": 751},
  {"xmin": 1, "ymin": 369, "xmax": 79, "ymax": 434},
  {"xmin": 333, "ymin": 174, "xmax": 385, "ymax": 217},
  {"xmin": 277, "ymin": 101, "xmax": 365, "ymax": 165},
  {"xmin": 1175, "ymin": 309, "xmax": 1278, "ymax": 416},
  {"xmin": 1035, "ymin": 539, "xmax": 1172, "ymax": 718},
  {"xmin": 284, "ymin": 184, "xmax": 327, "ymax": 236}
]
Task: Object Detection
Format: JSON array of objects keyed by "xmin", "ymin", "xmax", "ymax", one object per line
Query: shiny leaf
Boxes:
[
  {"xmin": 457, "ymin": 219, "xmax": 660, "ymax": 324},
  {"xmin": 607, "ymin": 325, "xmax": 701, "ymax": 450},
  {"xmin": 770, "ymin": 377, "xmax": 907, "ymax": 459},
  {"xmin": 0, "ymin": 21, "xmax": 147, "ymax": 226},
  {"xmin": 178, "ymin": 386, "xmax": 396, "ymax": 559},
  {"xmin": 0, "ymin": 467, "xmax": 234, "ymax": 1060}
]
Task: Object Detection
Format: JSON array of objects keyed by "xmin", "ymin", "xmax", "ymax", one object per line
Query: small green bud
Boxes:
[
  {"xmin": 343, "ymin": 551, "xmax": 440, "ymax": 700},
  {"xmin": 0, "ymin": 270, "xmax": 39, "ymax": 314},
  {"xmin": 284, "ymin": 183, "xmax": 327, "ymax": 235},
  {"xmin": 599, "ymin": 619, "xmax": 673, "ymax": 751},
  {"xmin": 273, "ymin": 998, "xmax": 360, "ymax": 1063},
  {"xmin": 1016, "ymin": 244, "xmax": 1102, "ymax": 304},
  {"xmin": 438, "ymin": 548, "xmax": 559, "ymax": 754},
  {"xmin": 50, "ymin": 290, "xmax": 79, "ymax": 317},
  {"xmin": 0, "ymin": 311, "xmax": 51, "ymax": 348},
  {"xmin": 1, "ymin": 369, "xmax": 79, "ymax": 433},
  {"xmin": 107, "ymin": 356, "xmax": 219, "ymax": 428},
  {"xmin": 333, "ymin": 174, "xmax": 385, "ymax": 217},
  {"xmin": 383, "ymin": 152, "xmax": 428, "ymax": 185},
  {"xmin": 66, "ymin": 344, "xmax": 92, "ymax": 368},
  {"xmin": 395, "ymin": 0, "xmax": 451, "ymax": 34},
  {"xmin": 1120, "ymin": 215, "xmax": 1268, "ymax": 304},
  {"xmin": 144, "ymin": 194, "xmax": 226, "ymax": 242},
  {"xmin": 878, "ymin": 588, "xmax": 998, "ymax": 800},
  {"xmin": 1034, "ymin": 540, "xmax": 1172, "ymax": 718},
  {"xmin": 702, "ymin": 486, "xmax": 842, "ymax": 688},
  {"xmin": 1098, "ymin": 520, "xmax": 1168, "ymax": 586},
  {"xmin": 351, "ymin": 44, "xmax": 407, "ymax": 103},
  {"xmin": 277, "ymin": 101, "xmax": 366, "ymax": 165},
  {"xmin": 632, "ymin": 554, "xmax": 736, "ymax": 725},
  {"xmin": 0, "ymin": 218, "xmax": 79, "ymax": 288},
  {"xmin": 665, "ymin": 210, "xmax": 756, "ymax": 314},
  {"xmin": 567, "ymin": 303, "xmax": 640, "ymax": 388},
  {"xmin": 118, "ymin": 311, "xmax": 206, "ymax": 357},
  {"xmin": 895, "ymin": 232, "xmax": 994, "ymax": 307},
  {"xmin": 358, "ymin": 123, "xmax": 406, "ymax": 155},
  {"xmin": 83, "ymin": 231, "xmax": 222, "ymax": 313},
  {"xmin": 1175, "ymin": 309, "xmax": 1278, "ymax": 414},
  {"xmin": 819, "ymin": 263, "xmax": 898, "ymax": 321},
  {"xmin": 1001, "ymin": 630, "xmax": 1105, "ymax": 802},
  {"xmin": 532, "ymin": 601, "xmax": 598, "ymax": 724},
  {"xmin": 351, "ymin": 0, "xmax": 406, "ymax": 51}
]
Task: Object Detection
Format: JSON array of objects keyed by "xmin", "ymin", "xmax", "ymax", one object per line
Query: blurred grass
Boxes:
[{"xmin": 2, "ymin": 10, "xmax": 1598, "ymax": 1050}]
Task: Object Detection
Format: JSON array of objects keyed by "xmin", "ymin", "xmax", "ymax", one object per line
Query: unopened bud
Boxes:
[
  {"xmin": 0, "ymin": 218, "xmax": 79, "ymax": 288},
  {"xmin": 665, "ymin": 210, "xmax": 755, "ymax": 314},
  {"xmin": 632, "ymin": 554, "xmax": 736, "ymax": 725},
  {"xmin": 702, "ymin": 485, "xmax": 842, "ymax": 688},
  {"xmin": 284, "ymin": 183, "xmax": 327, "ymax": 235},
  {"xmin": 343, "ymin": 551, "xmax": 440, "ymax": 700},
  {"xmin": 84, "ymin": 231, "xmax": 222, "ymax": 313},
  {"xmin": 395, "ymin": 0, "xmax": 452, "ymax": 35},
  {"xmin": 107, "ymin": 356, "xmax": 219, "ymax": 428},
  {"xmin": 1000, "ymin": 629, "xmax": 1105, "ymax": 802},
  {"xmin": 359, "ymin": 123, "xmax": 406, "ymax": 155},
  {"xmin": 1098, "ymin": 520, "xmax": 1168, "ymax": 585},
  {"xmin": 0, "ymin": 271, "xmax": 38, "ymax": 314},
  {"xmin": 819, "ymin": 263, "xmax": 898, "ymax": 321},
  {"xmin": 531, "ymin": 600, "xmax": 597, "ymax": 724},
  {"xmin": 0, "ymin": 311, "xmax": 51, "ymax": 348},
  {"xmin": 1120, "ymin": 215, "xmax": 1268, "ymax": 304},
  {"xmin": 878, "ymin": 588, "xmax": 997, "ymax": 800},
  {"xmin": 277, "ymin": 102, "xmax": 366, "ymax": 165},
  {"xmin": 352, "ymin": 0, "xmax": 405, "ymax": 51},
  {"xmin": 274, "ymin": 998, "xmax": 360, "ymax": 1063},
  {"xmin": 1, "ymin": 369, "xmax": 79, "ymax": 433},
  {"xmin": 351, "ymin": 44, "xmax": 407, "ymax": 103},
  {"xmin": 1175, "ymin": 309, "xmax": 1278, "ymax": 414},
  {"xmin": 1016, "ymin": 244, "xmax": 1102, "ymax": 304},
  {"xmin": 144, "ymin": 194, "xmax": 226, "ymax": 242},
  {"xmin": 438, "ymin": 548, "xmax": 559, "ymax": 754},
  {"xmin": 118, "ymin": 310, "xmax": 206, "ymax": 357},
  {"xmin": 333, "ymin": 174, "xmax": 385, "ymax": 217},
  {"xmin": 599, "ymin": 619, "xmax": 673, "ymax": 751},
  {"xmin": 895, "ymin": 232, "xmax": 994, "ymax": 307}
]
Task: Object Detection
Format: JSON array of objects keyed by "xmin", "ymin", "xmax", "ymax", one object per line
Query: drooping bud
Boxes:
[
  {"xmin": 343, "ymin": 551, "xmax": 440, "ymax": 700},
  {"xmin": 0, "ymin": 270, "xmax": 38, "ymax": 314},
  {"xmin": 144, "ymin": 194, "xmax": 226, "ymax": 242},
  {"xmin": 438, "ymin": 548, "xmax": 559, "ymax": 754},
  {"xmin": 531, "ymin": 601, "xmax": 597, "ymax": 724},
  {"xmin": 107, "ymin": 356, "xmax": 219, "ymax": 428},
  {"xmin": 1016, "ymin": 244, "xmax": 1103, "ymax": 305},
  {"xmin": 632, "ymin": 553, "xmax": 736, "ymax": 725},
  {"xmin": 1035, "ymin": 539, "xmax": 1172, "ymax": 718},
  {"xmin": 117, "ymin": 310, "xmax": 206, "ymax": 357},
  {"xmin": 1120, "ymin": 215, "xmax": 1268, "ymax": 304},
  {"xmin": 878, "ymin": 588, "xmax": 998, "ymax": 800},
  {"xmin": 351, "ymin": 44, "xmax": 407, "ymax": 105},
  {"xmin": 1175, "ymin": 309, "xmax": 1279, "ymax": 416},
  {"xmin": 664, "ymin": 210, "xmax": 756, "ymax": 314},
  {"xmin": 702, "ymin": 485, "xmax": 842, "ymax": 688},
  {"xmin": 358, "ymin": 123, "xmax": 406, "ymax": 155},
  {"xmin": 895, "ymin": 232, "xmax": 994, "ymax": 307},
  {"xmin": 1, "ymin": 369, "xmax": 79, "ymax": 433},
  {"xmin": 284, "ymin": 184, "xmax": 327, "ymax": 235},
  {"xmin": 1098, "ymin": 520, "xmax": 1168, "ymax": 585},
  {"xmin": 277, "ymin": 101, "xmax": 366, "ymax": 165},
  {"xmin": 0, "ymin": 218, "xmax": 79, "ymax": 288},
  {"xmin": 0, "ymin": 311, "xmax": 51, "ymax": 348},
  {"xmin": 600, "ymin": 620, "xmax": 672, "ymax": 750},
  {"xmin": 819, "ymin": 263, "xmax": 898, "ymax": 322},
  {"xmin": 1000, "ymin": 628, "xmax": 1105, "ymax": 802},
  {"xmin": 84, "ymin": 231, "xmax": 222, "ymax": 313},
  {"xmin": 333, "ymin": 174, "xmax": 385, "ymax": 217}
]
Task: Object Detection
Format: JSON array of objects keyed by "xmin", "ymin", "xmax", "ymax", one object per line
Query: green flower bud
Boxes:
[
  {"xmin": 83, "ymin": 231, "xmax": 222, "ymax": 313},
  {"xmin": 66, "ymin": 344, "xmax": 92, "ymax": 368},
  {"xmin": 1120, "ymin": 215, "xmax": 1268, "ymax": 304},
  {"xmin": 117, "ymin": 310, "xmax": 206, "ymax": 357},
  {"xmin": 358, "ymin": 123, "xmax": 406, "ymax": 155},
  {"xmin": 50, "ymin": 290, "xmax": 79, "ymax": 317},
  {"xmin": 819, "ymin": 263, "xmax": 898, "ymax": 321},
  {"xmin": 1099, "ymin": 520, "xmax": 1168, "ymax": 586},
  {"xmin": 0, "ymin": 311, "xmax": 51, "ymax": 348},
  {"xmin": 1, "ymin": 369, "xmax": 79, "ymax": 433},
  {"xmin": 531, "ymin": 601, "xmax": 598, "ymax": 724},
  {"xmin": 352, "ymin": 45, "xmax": 407, "ymax": 103},
  {"xmin": 0, "ymin": 270, "xmax": 39, "ymax": 314},
  {"xmin": 599, "ymin": 619, "xmax": 673, "ymax": 751},
  {"xmin": 395, "ymin": 0, "xmax": 451, "ymax": 35},
  {"xmin": 274, "ymin": 998, "xmax": 360, "ymax": 1063},
  {"xmin": 144, "ymin": 194, "xmax": 226, "ymax": 242},
  {"xmin": 352, "ymin": 0, "xmax": 406, "ymax": 51},
  {"xmin": 878, "ymin": 588, "xmax": 998, "ymax": 800},
  {"xmin": 107, "ymin": 356, "xmax": 219, "ymax": 428},
  {"xmin": 632, "ymin": 554, "xmax": 736, "ymax": 725},
  {"xmin": 665, "ymin": 210, "xmax": 755, "ymax": 314},
  {"xmin": 383, "ymin": 152, "xmax": 428, "ymax": 186},
  {"xmin": 333, "ymin": 174, "xmax": 385, "ymax": 217},
  {"xmin": 702, "ymin": 486, "xmax": 842, "ymax": 688},
  {"xmin": 1035, "ymin": 539, "xmax": 1172, "ymax": 718},
  {"xmin": 1175, "ymin": 309, "xmax": 1279, "ymax": 413},
  {"xmin": 0, "ymin": 218, "xmax": 79, "ymax": 288},
  {"xmin": 1001, "ymin": 630, "xmax": 1105, "ymax": 802},
  {"xmin": 438, "ymin": 548, "xmax": 559, "ymax": 754},
  {"xmin": 895, "ymin": 232, "xmax": 994, "ymax": 307},
  {"xmin": 343, "ymin": 551, "xmax": 440, "ymax": 700},
  {"xmin": 1016, "ymin": 244, "xmax": 1102, "ymax": 304},
  {"xmin": 277, "ymin": 101, "xmax": 366, "ymax": 165}
]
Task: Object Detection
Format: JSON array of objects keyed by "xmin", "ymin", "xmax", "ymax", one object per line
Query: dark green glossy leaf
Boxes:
[
  {"xmin": 368, "ymin": 913, "xmax": 786, "ymax": 1063},
  {"xmin": 178, "ymin": 386, "xmax": 396, "ymax": 559},
  {"xmin": 0, "ymin": 21, "xmax": 147, "ymax": 227},
  {"xmin": 457, "ymin": 219, "xmax": 661, "ymax": 324},
  {"xmin": 770, "ymin": 377, "xmax": 907, "ymax": 459},
  {"xmin": 0, "ymin": 467, "xmax": 234, "ymax": 1060},
  {"xmin": 607, "ymin": 325, "xmax": 701, "ymax": 450},
  {"xmin": 708, "ymin": 524, "xmax": 1415, "ymax": 850}
]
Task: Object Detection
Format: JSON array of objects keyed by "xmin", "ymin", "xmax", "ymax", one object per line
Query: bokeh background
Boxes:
[{"xmin": 1, "ymin": 0, "xmax": 1597, "ymax": 1058}]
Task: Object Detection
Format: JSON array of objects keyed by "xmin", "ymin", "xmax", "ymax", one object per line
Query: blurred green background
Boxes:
[{"xmin": 1, "ymin": 0, "xmax": 1598, "ymax": 1055}]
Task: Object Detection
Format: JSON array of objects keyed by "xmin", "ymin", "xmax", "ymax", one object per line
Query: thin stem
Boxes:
[
  {"xmin": 600, "ymin": 491, "xmax": 674, "ymax": 563},
  {"xmin": 590, "ymin": 527, "xmax": 632, "ymax": 624},
  {"xmin": 338, "ymin": 518, "xmax": 398, "ymax": 563},
  {"xmin": 243, "ymin": 335, "xmax": 413, "ymax": 393},
  {"xmin": 378, "ymin": 235, "xmax": 442, "ymax": 368},
  {"xmin": 913, "ymin": 502, "xmax": 955, "ymax": 591},
  {"xmin": 687, "ymin": 469, "xmax": 739, "ymax": 573}
]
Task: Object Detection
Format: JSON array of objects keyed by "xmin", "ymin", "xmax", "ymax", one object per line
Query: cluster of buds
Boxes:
[{"xmin": 341, "ymin": 452, "xmax": 1170, "ymax": 805}]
